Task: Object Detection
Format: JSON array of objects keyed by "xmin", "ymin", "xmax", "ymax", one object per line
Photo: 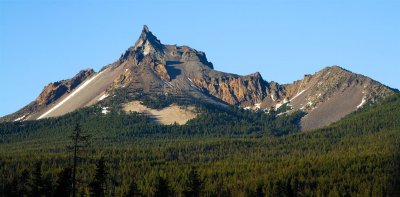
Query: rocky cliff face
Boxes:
[
  {"xmin": 36, "ymin": 69, "xmax": 95, "ymax": 105},
  {"xmin": 191, "ymin": 72, "xmax": 267, "ymax": 106},
  {"xmin": 2, "ymin": 25, "xmax": 396, "ymax": 130}
]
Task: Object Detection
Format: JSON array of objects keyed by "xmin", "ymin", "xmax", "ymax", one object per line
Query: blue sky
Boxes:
[{"xmin": 0, "ymin": 0, "xmax": 399, "ymax": 117}]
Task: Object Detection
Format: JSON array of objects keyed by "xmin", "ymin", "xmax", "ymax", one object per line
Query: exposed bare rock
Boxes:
[
  {"xmin": 191, "ymin": 72, "xmax": 267, "ymax": 106},
  {"xmin": 280, "ymin": 66, "xmax": 396, "ymax": 130},
  {"xmin": 153, "ymin": 64, "xmax": 170, "ymax": 81},
  {"xmin": 1, "ymin": 26, "xmax": 396, "ymax": 130},
  {"xmin": 123, "ymin": 101, "xmax": 197, "ymax": 125},
  {"xmin": 36, "ymin": 69, "xmax": 94, "ymax": 106}
]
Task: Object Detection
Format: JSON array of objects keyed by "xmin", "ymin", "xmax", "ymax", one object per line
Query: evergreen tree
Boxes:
[
  {"xmin": 2, "ymin": 176, "xmax": 18, "ymax": 197},
  {"xmin": 255, "ymin": 184, "xmax": 265, "ymax": 197},
  {"xmin": 271, "ymin": 180, "xmax": 284, "ymax": 197},
  {"xmin": 17, "ymin": 169, "xmax": 31, "ymax": 196},
  {"xmin": 68, "ymin": 123, "xmax": 91, "ymax": 197},
  {"xmin": 285, "ymin": 178, "xmax": 294, "ymax": 197},
  {"xmin": 290, "ymin": 177, "xmax": 299, "ymax": 197},
  {"xmin": 154, "ymin": 175, "xmax": 171, "ymax": 197},
  {"xmin": 183, "ymin": 167, "xmax": 203, "ymax": 197},
  {"xmin": 90, "ymin": 157, "xmax": 108, "ymax": 197},
  {"xmin": 42, "ymin": 175, "xmax": 53, "ymax": 197},
  {"xmin": 55, "ymin": 167, "xmax": 73, "ymax": 197},
  {"xmin": 31, "ymin": 162, "xmax": 43, "ymax": 197},
  {"xmin": 125, "ymin": 179, "xmax": 140, "ymax": 197}
]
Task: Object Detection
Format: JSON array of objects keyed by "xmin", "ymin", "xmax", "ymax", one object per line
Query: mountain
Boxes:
[{"xmin": 1, "ymin": 25, "xmax": 396, "ymax": 130}]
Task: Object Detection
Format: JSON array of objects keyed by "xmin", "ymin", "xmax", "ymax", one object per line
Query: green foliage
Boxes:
[
  {"xmin": 0, "ymin": 94, "xmax": 399, "ymax": 196},
  {"xmin": 125, "ymin": 179, "xmax": 140, "ymax": 197},
  {"xmin": 275, "ymin": 102, "xmax": 292, "ymax": 114},
  {"xmin": 154, "ymin": 175, "xmax": 171, "ymax": 197},
  {"xmin": 183, "ymin": 167, "xmax": 203, "ymax": 197},
  {"xmin": 54, "ymin": 167, "xmax": 73, "ymax": 197},
  {"xmin": 31, "ymin": 162, "xmax": 43, "ymax": 197},
  {"xmin": 106, "ymin": 89, "xmax": 191, "ymax": 110},
  {"xmin": 89, "ymin": 157, "xmax": 108, "ymax": 197}
]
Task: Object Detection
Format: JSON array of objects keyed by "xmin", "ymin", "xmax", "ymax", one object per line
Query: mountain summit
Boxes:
[
  {"xmin": 134, "ymin": 25, "xmax": 163, "ymax": 54},
  {"xmin": 1, "ymin": 26, "xmax": 396, "ymax": 130}
]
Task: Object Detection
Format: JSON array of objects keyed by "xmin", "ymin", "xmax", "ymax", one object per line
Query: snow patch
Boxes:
[
  {"xmin": 357, "ymin": 98, "xmax": 366, "ymax": 109},
  {"xmin": 244, "ymin": 106, "xmax": 251, "ymax": 110},
  {"xmin": 102, "ymin": 107, "xmax": 110, "ymax": 114},
  {"xmin": 255, "ymin": 103, "xmax": 262, "ymax": 109},
  {"xmin": 37, "ymin": 70, "xmax": 103, "ymax": 120},
  {"xmin": 14, "ymin": 115, "xmax": 26, "ymax": 122},
  {"xmin": 164, "ymin": 81, "xmax": 175, "ymax": 88},
  {"xmin": 271, "ymin": 94, "xmax": 275, "ymax": 101},
  {"xmin": 143, "ymin": 41, "xmax": 152, "ymax": 55},
  {"xmin": 98, "ymin": 93, "xmax": 109, "ymax": 101},
  {"xmin": 187, "ymin": 78, "xmax": 199, "ymax": 89},
  {"xmin": 290, "ymin": 89, "xmax": 306, "ymax": 102},
  {"xmin": 275, "ymin": 98, "xmax": 290, "ymax": 110}
]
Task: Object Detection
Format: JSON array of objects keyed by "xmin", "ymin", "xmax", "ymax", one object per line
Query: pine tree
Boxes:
[
  {"xmin": 17, "ymin": 169, "xmax": 31, "ymax": 196},
  {"xmin": 68, "ymin": 123, "xmax": 91, "ymax": 197},
  {"xmin": 271, "ymin": 180, "xmax": 283, "ymax": 197},
  {"xmin": 125, "ymin": 179, "xmax": 140, "ymax": 197},
  {"xmin": 42, "ymin": 175, "xmax": 53, "ymax": 197},
  {"xmin": 154, "ymin": 176, "xmax": 171, "ymax": 197},
  {"xmin": 55, "ymin": 167, "xmax": 73, "ymax": 197},
  {"xmin": 291, "ymin": 177, "xmax": 299, "ymax": 196},
  {"xmin": 2, "ymin": 176, "xmax": 18, "ymax": 197},
  {"xmin": 90, "ymin": 157, "xmax": 108, "ymax": 197},
  {"xmin": 285, "ymin": 178, "xmax": 294, "ymax": 197},
  {"xmin": 31, "ymin": 162, "xmax": 43, "ymax": 197},
  {"xmin": 255, "ymin": 183, "xmax": 265, "ymax": 197},
  {"xmin": 183, "ymin": 167, "xmax": 203, "ymax": 197}
]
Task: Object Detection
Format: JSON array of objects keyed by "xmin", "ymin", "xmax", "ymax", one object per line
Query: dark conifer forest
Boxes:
[{"xmin": 1, "ymin": 94, "xmax": 399, "ymax": 196}]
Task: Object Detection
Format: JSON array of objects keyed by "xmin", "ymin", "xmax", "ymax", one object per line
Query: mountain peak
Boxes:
[
  {"xmin": 142, "ymin": 25, "xmax": 150, "ymax": 34},
  {"xmin": 245, "ymin": 72, "xmax": 263, "ymax": 79},
  {"xmin": 2, "ymin": 26, "xmax": 396, "ymax": 133},
  {"xmin": 140, "ymin": 25, "xmax": 154, "ymax": 40},
  {"xmin": 324, "ymin": 65, "xmax": 351, "ymax": 73},
  {"xmin": 134, "ymin": 25, "xmax": 163, "ymax": 53}
]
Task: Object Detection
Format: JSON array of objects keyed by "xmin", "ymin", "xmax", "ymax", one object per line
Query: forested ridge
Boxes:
[{"xmin": 0, "ymin": 94, "xmax": 399, "ymax": 196}]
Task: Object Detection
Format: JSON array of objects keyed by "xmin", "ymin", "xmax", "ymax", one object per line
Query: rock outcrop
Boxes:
[
  {"xmin": 191, "ymin": 72, "xmax": 267, "ymax": 106},
  {"xmin": 2, "ymin": 25, "xmax": 396, "ymax": 131},
  {"xmin": 36, "ymin": 69, "xmax": 94, "ymax": 105}
]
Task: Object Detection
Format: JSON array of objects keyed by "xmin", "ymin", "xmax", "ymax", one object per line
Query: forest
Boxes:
[{"xmin": 0, "ymin": 94, "xmax": 399, "ymax": 196}]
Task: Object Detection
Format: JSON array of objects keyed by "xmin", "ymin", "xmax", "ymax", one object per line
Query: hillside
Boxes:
[{"xmin": 1, "ymin": 93, "xmax": 399, "ymax": 196}]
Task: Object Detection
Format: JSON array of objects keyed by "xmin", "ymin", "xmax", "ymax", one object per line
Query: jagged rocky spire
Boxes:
[{"xmin": 134, "ymin": 25, "xmax": 163, "ymax": 53}]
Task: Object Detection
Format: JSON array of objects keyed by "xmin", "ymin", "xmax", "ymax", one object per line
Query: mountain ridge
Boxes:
[{"xmin": 1, "ymin": 25, "xmax": 396, "ymax": 130}]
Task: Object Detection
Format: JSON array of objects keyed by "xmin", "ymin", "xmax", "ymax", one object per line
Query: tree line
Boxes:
[{"xmin": 0, "ymin": 94, "xmax": 399, "ymax": 196}]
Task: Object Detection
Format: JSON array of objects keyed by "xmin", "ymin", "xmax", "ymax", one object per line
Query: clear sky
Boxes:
[{"xmin": 0, "ymin": 0, "xmax": 399, "ymax": 117}]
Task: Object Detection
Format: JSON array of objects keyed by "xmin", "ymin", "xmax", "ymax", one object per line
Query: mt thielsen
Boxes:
[{"xmin": 1, "ymin": 25, "xmax": 397, "ymax": 130}]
